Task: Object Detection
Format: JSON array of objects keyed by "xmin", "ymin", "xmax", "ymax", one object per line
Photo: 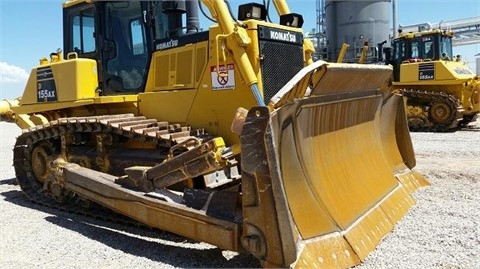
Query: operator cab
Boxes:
[
  {"xmin": 62, "ymin": 0, "xmax": 191, "ymax": 95},
  {"xmin": 392, "ymin": 30, "xmax": 453, "ymax": 81}
]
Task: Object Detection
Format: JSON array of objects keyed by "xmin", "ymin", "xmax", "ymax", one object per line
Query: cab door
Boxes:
[{"xmin": 100, "ymin": 2, "xmax": 151, "ymax": 95}]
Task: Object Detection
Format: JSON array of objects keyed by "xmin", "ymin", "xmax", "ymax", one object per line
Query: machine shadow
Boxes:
[
  {"xmin": 0, "ymin": 179, "xmax": 261, "ymax": 268},
  {"xmin": 0, "ymin": 178, "xmax": 18, "ymax": 186},
  {"xmin": 44, "ymin": 215, "xmax": 261, "ymax": 268}
]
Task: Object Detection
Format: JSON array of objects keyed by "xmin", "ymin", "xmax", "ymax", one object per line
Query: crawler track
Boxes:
[
  {"xmin": 403, "ymin": 89, "xmax": 463, "ymax": 132},
  {"xmin": 459, "ymin": 125, "xmax": 480, "ymax": 132},
  {"xmin": 13, "ymin": 114, "xmax": 211, "ymax": 223}
]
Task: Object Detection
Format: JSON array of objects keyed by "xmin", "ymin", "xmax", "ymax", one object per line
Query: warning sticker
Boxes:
[{"xmin": 211, "ymin": 64, "xmax": 235, "ymax": 90}]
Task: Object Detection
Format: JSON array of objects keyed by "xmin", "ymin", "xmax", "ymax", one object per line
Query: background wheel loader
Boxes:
[{"xmin": 0, "ymin": 0, "xmax": 428, "ymax": 268}]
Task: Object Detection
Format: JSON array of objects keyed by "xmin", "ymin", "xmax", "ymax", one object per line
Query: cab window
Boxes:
[
  {"xmin": 103, "ymin": 1, "xmax": 149, "ymax": 93},
  {"xmin": 411, "ymin": 40, "xmax": 420, "ymax": 59},
  {"xmin": 131, "ymin": 19, "xmax": 146, "ymax": 55},
  {"xmin": 394, "ymin": 40, "xmax": 406, "ymax": 62},
  {"xmin": 440, "ymin": 36, "xmax": 453, "ymax": 60},
  {"xmin": 70, "ymin": 8, "xmax": 96, "ymax": 54},
  {"xmin": 422, "ymin": 35, "xmax": 435, "ymax": 59},
  {"xmin": 152, "ymin": 2, "xmax": 169, "ymax": 40},
  {"xmin": 424, "ymin": 41, "xmax": 434, "ymax": 59}
]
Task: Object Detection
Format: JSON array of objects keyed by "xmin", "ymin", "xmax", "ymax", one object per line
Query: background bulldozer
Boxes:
[
  {"xmin": 390, "ymin": 28, "xmax": 480, "ymax": 131},
  {"xmin": 0, "ymin": 0, "xmax": 427, "ymax": 268},
  {"xmin": 334, "ymin": 29, "xmax": 480, "ymax": 132}
]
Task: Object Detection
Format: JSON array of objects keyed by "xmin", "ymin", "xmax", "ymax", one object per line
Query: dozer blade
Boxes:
[
  {"xmin": 240, "ymin": 61, "xmax": 428, "ymax": 268},
  {"xmin": 379, "ymin": 92, "xmax": 429, "ymax": 193}
]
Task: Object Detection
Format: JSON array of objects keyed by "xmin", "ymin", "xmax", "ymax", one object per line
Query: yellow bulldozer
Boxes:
[
  {"xmin": 0, "ymin": 0, "xmax": 428, "ymax": 268},
  {"xmin": 390, "ymin": 29, "xmax": 480, "ymax": 131},
  {"xmin": 336, "ymin": 28, "xmax": 480, "ymax": 132}
]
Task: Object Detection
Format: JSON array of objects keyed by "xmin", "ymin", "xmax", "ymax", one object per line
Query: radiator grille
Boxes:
[{"xmin": 259, "ymin": 41, "xmax": 304, "ymax": 103}]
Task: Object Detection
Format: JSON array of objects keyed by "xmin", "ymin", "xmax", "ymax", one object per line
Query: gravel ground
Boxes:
[{"xmin": 1, "ymin": 120, "xmax": 479, "ymax": 269}]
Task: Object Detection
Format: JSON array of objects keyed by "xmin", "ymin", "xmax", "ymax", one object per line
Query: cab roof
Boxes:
[
  {"xmin": 63, "ymin": 0, "xmax": 93, "ymax": 8},
  {"xmin": 397, "ymin": 28, "xmax": 454, "ymax": 39}
]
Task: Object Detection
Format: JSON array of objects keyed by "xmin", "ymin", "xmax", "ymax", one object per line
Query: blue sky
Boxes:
[{"xmin": 1, "ymin": 0, "xmax": 479, "ymax": 100}]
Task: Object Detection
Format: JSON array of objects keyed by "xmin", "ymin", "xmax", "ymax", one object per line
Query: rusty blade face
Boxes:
[{"xmin": 240, "ymin": 63, "xmax": 428, "ymax": 268}]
